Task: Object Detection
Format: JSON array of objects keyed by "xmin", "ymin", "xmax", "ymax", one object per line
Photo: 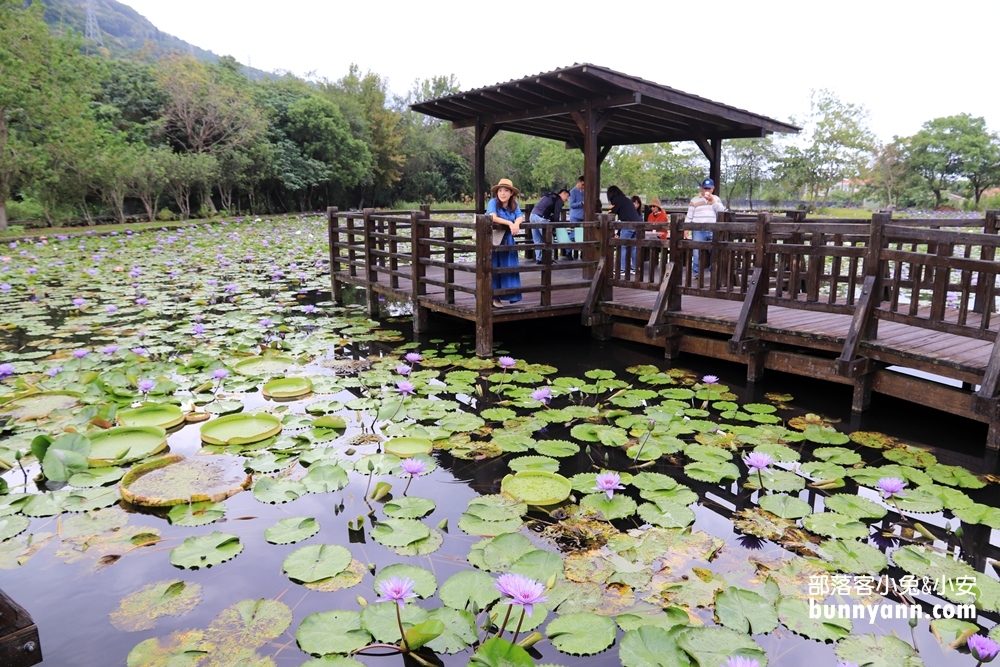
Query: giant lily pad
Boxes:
[
  {"xmin": 546, "ymin": 612, "xmax": 617, "ymax": 655},
  {"xmin": 282, "ymin": 544, "xmax": 353, "ymax": 583},
  {"xmin": 87, "ymin": 426, "xmax": 168, "ymax": 467},
  {"xmin": 0, "ymin": 391, "xmax": 82, "ymax": 421},
  {"xmin": 384, "ymin": 437, "xmax": 433, "ymax": 458},
  {"xmin": 117, "ymin": 403, "xmax": 185, "ymax": 429},
  {"xmin": 500, "ymin": 471, "xmax": 572, "ymax": 506},
  {"xmin": 120, "ymin": 454, "xmax": 252, "ymax": 507},
  {"xmin": 262, "ymin": 376, "xmax": 313, "ymax": 399},
  {"xmin": 109, "ymin": 580, "xmax": 202, "ymax": 632},
  {"xmin": 199, "ymin": 413, "xmax": 282, "ymax": 445},
  {"xmin": 234, "ymin": 355, "xmax": 296, "ymax": 376}
]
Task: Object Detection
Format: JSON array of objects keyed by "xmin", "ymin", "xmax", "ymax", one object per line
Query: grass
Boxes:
[{"xmin": 812, "ymin": 207, "xmax": 875, "ymax": 219}]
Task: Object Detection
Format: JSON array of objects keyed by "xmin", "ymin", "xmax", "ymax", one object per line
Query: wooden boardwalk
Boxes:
[{"xmin": 328, "ymin": 207, "xmax": 1000, "ymax": 466}]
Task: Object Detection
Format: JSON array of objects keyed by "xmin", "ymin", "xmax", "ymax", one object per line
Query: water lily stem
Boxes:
[
  {"xmin": 403, "ymin": 474, "xmax": 413, "ymax": 496},
  {"xmin": 495, "ymin": 604, "xmax": 513, "ymax": 638},
  {"xmin": 395, "ymin": 602, "xmax": 410, "ymax": 652},
  {"xmin": 631, "ymin": 430, "xmax": 652, "ymax": 465},
  {"xmin": 757, "ymin": 468, "xmax": 766, "ymax": 492},
  {"xmin": 512, "ymin": 607, "xmax": 526, "ymax": 645}
]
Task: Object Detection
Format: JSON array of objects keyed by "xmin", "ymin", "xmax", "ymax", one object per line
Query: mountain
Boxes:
[{"xmin": 31, "ymin": 0, "xmax": 270, "ymax": 79}]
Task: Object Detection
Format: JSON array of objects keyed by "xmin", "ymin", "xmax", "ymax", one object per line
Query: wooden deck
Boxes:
[{"xmin": 328, "ymin": 206, "xmax": 1000, "ymax": 465}]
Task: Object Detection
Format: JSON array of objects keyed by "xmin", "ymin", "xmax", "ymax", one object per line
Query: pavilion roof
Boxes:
[{"xmin": 410, "ymin": 63, "xmax": 800, "ymax": 146}]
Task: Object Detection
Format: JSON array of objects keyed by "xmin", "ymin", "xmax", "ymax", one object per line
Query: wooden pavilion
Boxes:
[{"xmin": 410, "ymin": 63, "xmax": 800, "ymax": 211}]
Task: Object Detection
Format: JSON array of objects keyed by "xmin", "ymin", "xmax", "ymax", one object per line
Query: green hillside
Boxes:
[{"xmin": 30, "ymin": 0, "xmax": 268, "ymax": 78}]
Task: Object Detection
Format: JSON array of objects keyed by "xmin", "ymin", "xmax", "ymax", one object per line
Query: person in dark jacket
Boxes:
[
  {"xmin": 528, "ymin": 189, "xmax": 569, "ymax": 262},
  {"xmin": 607, "ymin": 185, "xmax": 642, "ymax": 272}
]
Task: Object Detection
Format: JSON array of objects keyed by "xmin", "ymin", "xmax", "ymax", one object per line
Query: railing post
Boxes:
[
  {"xmin": 362, "ymin": 208, "xmax": 379, "ymax": 316},
  {"xmin": 410, "ymin": 210, "xmax": 429, "ymax": 333},
  {"xmin": 756, "ymin": 211, "xmax": 770, "ymax": 324},
  {"xmin": 667, "ymin": 214, "xmax": 683, "ymax": 311},
  {"xmin": 443, "ymin": 210, "xmax": 456, "ymax": 304},
  {"xmin": 598, "ymin": 213, "xmax": 614, "ymax": 302},
  {"xmin": 865, "ymin": 212, "xmax": 889, "ymax": 340},
  {"xmin": 420, "ymin": 204, "xmax": 431, "ymax": 219},
  {"xmin": 974, "ymin": 210, "xmax": 998, "ymax": 314},
  {"xmin": 327, "ymin": 206, "xmax": 342, "ymax": 303},
  {"xmin": 541, "ymin": 224, "xmax": 552, "ymax": 307},
  {"xmin": 584, "ymin": 212, "xmax": 600, "ymax": 280},
  {"xmin": 389, "ymin": 216, "xmax": 399, "ymax": 289},
  {"xmin": 474, "ymin": 214, "xmax": 494, "ymax": 357},
  {"xmin": 347, "ymin": 213, "xmax": 358, "ymax": 278}
]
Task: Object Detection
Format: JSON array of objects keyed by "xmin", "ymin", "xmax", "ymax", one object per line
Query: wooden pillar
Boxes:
[
  {"xmin": 410, "ymin": 211, "xmax": 429, "ymax": 333},
  {"xmin": 709, "ymin": 138, "xmax": 722, "ymax": 193},
  {"xmin": 473, "ymin": 121, "xmax": 499, "ymax": 215},
  {"xmin": 474, "ymin": 214, "xmax": 494, "ymax": 357},
  {"xmin": 974, "ymin": 209, "xmax": 998, "ymax": 314},
  {"xmin": 327, "ymin": 206, "xmax": 342, "ymax": 303},
  {"xmin": 362, "ymin": 208, "xmax": 379, "ymax": 316}
]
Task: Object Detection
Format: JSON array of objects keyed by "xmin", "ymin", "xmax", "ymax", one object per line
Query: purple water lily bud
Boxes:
[
  {"xmin": 105, "ymin": 305, "xmax": 117, "ymax": 313},
  {"xmin": 101, "ymin": 345, "xmax": 119, "ymax": 355},
  {"xmin": 405, "ymin": 352, "xmax": 422, "ymax": 364},
  {"xmin": 72, "ymin": 297, "xmax": 86, "ymax": 307},
  {"xmin": 0, "ymin": 363, "xmax": 14, "ymax": 380},
  {"xmin": 130, "ymin": 347, "xmax": 148, "ymax": 356},
  {"xmin": 498, "ymin": 356, "xmax": 516, "ymax": 369},
  {"xmin": 259, "ymin": 318, "xmax": 272, "ymax": 328},
  {"xmin": 46, "ymin": 366, "xmax": 62, "ymax": 377},
  {"xmin": 968, "ymin": 634, "xmax": 999, "ymax": 662},
  {"xmin": 211, "ymin": 368, "xmax": 229, "ymax": 380},
  {"xmin": 303, "ymin": 304, "xmax": 316, "ymax": 313},
  {"xmin": 702, "ymin": 375, "xmax": 719, "ymax": 384},
  {"xmin": 72, "ymin": 349, "xmax": 89, "ymax": 359},
  {"xmin": 192, "ymin": 323, "xmax": 206, "ymax": 335},
  {"xmin": 135, "ymin": 297, "xmax": 149, "ymax": 306},
  {"xmin": 138, "ymin": 379, "xmax": 155, "ymax": 393},
  {"xmin": 396, "ymin": 365, "xmax": 411, "ymax": 376},
  {"xmin": 531, "ymin": 387, "xmax": 551, "ymax": 404}
]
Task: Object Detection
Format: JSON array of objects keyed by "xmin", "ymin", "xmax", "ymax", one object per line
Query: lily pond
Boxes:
[{"xmin": 3, "ymin": 217, "xmax": 1000, "ymax": 667}]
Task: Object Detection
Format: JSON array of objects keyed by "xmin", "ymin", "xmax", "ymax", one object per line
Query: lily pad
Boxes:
[
  {"xmin": 546, "ymin": 612, "xmax": 616, "ymax": 655},
  {"xmin": 109, "ymin": 580, "xmax": 202, "ymax": 632},
  {"xmin": 440, "ymin": 570, "xmax": 502, "ymax": 611},
  {"xmin": 714, "ymin": 586, "xmax": 779, "ymax": 634},
  {"xmin": 200, "ymin": 413, "xmax": 282, "ymax": 446},
  {"xmin": 383, "ymin": 437, "xmax": 433, "ymax": 457},
  {"xmin": 0, "ymin": 391, "xmax": 82, "ymax": 421},
  {"xmin": 817, "ymin": 538, "xmax": 888, "ymax": 574},
  {"xmin": 758, "ymin": 494, "xmax": 811, "ymax": 519},
  {"xmin": 265, "ymin": 517, "xmax": 321, "ymax": 544},
  {"xmin": 777, "ymin": 596, "xmax": 852, "ymax": 641},
  {"xmin": 0, "ymin": 515, "xmax": 30, "ymax": 541},
  {"xmin": 297, "ymin": 610, "xmax": 371, "ymax": 656},
  {"xmin": 117, "ymin": 403, "xmax": 185, "ymax": 429},
  {"xmin": 371, "ymin": 519, "xmax": 430, "ymax": 548},
  {"xmin": 581, "ymin": 493, "xmax": 638, "ymax": 521},
  {"xmin": 374, "ymin": 564, "xmax": 437, "ymax": 598},
  {"xmin": 509, "ymin": 456, "xmax": 561, "ymax": 473},
  {"xmin": 167, "ymin": 502, "xmax": 226, "ymax": 527},
  {"xmin": 253, "ymin": 476, "xmax": 307, "ymax": 504},
  {"xmin": 501, "ymin": 471, "xmax": 572, "ymax": 506},
  {"xmin": 282, "ymin": 544, "xmax": 353, "ymax": 583},
  {"xmin": 384, "ymin": 496, "xmax": 436, "ymax": 519},
  {"xmin": 120, "ymin": 454, "xmax": 252, "ymax": 507},
  {"xmin": 262, "ymin": 376, "xmax": 313, "ymax": 399},
  {"xmin": 169, "ymin": 531, "xmax": 243, "ymax": 569},
  {"xmin": 87, "ymin": 426, "xmax": 168, "ymax": 467},
  {"xmin": 823, "ymin": 494, "xmax": 887, "ymax": 520},
  {"xmin": 803, "ymin": 511, "xmax": 869, "ymax": 539},
  {"xmin": 834, "ymin": 633, "xmax": 924, "ymax": 667}
]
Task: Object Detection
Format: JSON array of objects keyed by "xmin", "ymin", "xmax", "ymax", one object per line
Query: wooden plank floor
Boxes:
[{"xmin": 334, "ymin": 262, "xmax": 997, "ymax": 381}]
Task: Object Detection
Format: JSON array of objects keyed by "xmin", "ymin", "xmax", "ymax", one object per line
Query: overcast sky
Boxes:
[{"xmin": 121, "ymin": 0, "xmax": 999, "ymax": 142}]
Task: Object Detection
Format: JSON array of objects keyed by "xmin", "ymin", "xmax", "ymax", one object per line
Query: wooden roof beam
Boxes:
[{"xmin": 452, "ymin": 93, "xmax": 640, "ymax": 129}]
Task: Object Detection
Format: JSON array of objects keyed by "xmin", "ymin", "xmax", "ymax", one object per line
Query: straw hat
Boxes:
[
  {"xmin": 491, "ymin": 178, "xmax": 520, "ymax": 197},
  {"xmin": 650, "ymin": 199, "xmax": 662, "ymax": 207}
]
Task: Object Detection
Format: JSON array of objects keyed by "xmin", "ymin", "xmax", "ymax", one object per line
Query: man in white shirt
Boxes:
[{"xmin": 686, "ymin": 178, "xmax": 726, "ymax": 277}]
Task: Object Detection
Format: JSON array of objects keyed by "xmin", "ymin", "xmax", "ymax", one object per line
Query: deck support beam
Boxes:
[
  {"xmin": 474, "ymin": 214, "xmax": 494, "ymax": 357},
  {"xmin": 362, "ymin": 208, "xmax": 379, "ymax": 316},
  {"xmin": 327, "ymin": 207, "xmax": 342, "ymax": 303}
]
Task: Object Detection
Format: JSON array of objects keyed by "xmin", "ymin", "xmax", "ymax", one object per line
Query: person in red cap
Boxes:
[{"xmin": 686, "ymin": 178, "xmax": 726, "ymax": 277}]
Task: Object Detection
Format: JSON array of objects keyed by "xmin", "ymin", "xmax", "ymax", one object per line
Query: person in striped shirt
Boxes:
[{"xmin": 686, "ymin": 178, "xmax": 726, "ymax": 277}]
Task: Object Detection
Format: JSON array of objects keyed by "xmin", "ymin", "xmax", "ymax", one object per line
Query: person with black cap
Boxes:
[{"xmin": 686, "ymin": 178, "xmax": 726, "ymax": 277}]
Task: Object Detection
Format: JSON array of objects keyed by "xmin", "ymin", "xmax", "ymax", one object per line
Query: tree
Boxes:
[
  {"xmin": 156, "ymin": 55, "xmax": 265, "ymax": 154},
  {"xmin": 127, "ymin": 146, "xmax": 169, "ymax": 222},
  {"xmin": 779, "ymin": 90, "xmax": 876, "ymax": 205},
  {"xmin": 904, "ymin": 114, "xmax": 999, "ymax": 209},
  {"xmin": 603, "ymin": 143, "xmax": 703, "ymax": 201},
  {"xmin": 721, "ymin": 138, "xmax": 777, "ymax": 209},
  {"xmin": 867, "ymin": 140, "xmax": 909, "ymax": 208},
  {"xmin": 162, "ymin": 151, "xmax": 217, "ymax": 220},
  {"xmin": 0, "ymin": 0, "xmax": 95, "ymax": 230}
]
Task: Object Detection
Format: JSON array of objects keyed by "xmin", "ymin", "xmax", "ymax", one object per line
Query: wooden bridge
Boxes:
[{"xmin": 327, "ymin": 206, "xmax": 1000, "ymax": 465}]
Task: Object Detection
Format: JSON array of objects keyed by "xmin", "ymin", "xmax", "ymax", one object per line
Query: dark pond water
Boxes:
[{"xmin": 2, "ymin": 281, "xmax": 998, "ymax": 667}]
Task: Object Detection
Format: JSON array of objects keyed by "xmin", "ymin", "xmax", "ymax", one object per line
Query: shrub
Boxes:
[
  {"xmin": 156, "ymin": 208, "xmax": 177, "ymax": 221},
  {"xmin": 6, "ymin": 197, "xmax": 46, "ymax": 222}
]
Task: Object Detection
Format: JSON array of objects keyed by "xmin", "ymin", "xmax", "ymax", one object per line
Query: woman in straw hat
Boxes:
[{"xmin": 486, "ymin": 178, "xmax": 523, "ymax": 307}]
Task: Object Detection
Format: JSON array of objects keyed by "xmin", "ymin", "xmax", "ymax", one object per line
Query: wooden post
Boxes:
[
  {"xmin": 389, "ymin": 216, "xmax": 398, "ymax": 289},
  {"xmin": 865, "ymin": 212, "xmax": 890, "ymax": 341},
  {"xmin": 346, "ymin": 213, "xmax": 358, "ymax": 278},
  {"xmin": 710, "ymin": 138, "xmax": 722, "ymax": 195},
  {"xmin": 327, "ymin": 206, "xmax": 342, "ymax": 303},
  {"xmin": 474, "ymin": 214, "xmax": 494, "ymax": 357},
  {"xmin": 541, "ymin": 224, "xmax": 552, "ymax": 307},
  {"xmin": 974, "ymin": 210, "xmax": 998, "ymax": 313},
  {"xmin": 362, "ymin": 208, "xmax": 379, "ymax": 316},
  {"xmin": 410, "ymin": 211, "xmax": 429, "ymax": 333},
  {"xmin": 598, "ymin": 213, "xmax": 614, "ymax": 303},
  {"xmin": 473, "ymin": 121, "xmax": 498, "ymax": 214},
  {"xmin": 667, "ymin": 213, "xmax": 683, "ymax": 311},
  {"xmin": 756, "ymin": 212, "xmax": 770, "ymax": 324}
]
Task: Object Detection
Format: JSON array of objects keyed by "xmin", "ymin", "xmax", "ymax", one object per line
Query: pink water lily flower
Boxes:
[{"xmin": 593, "ymin": 471, "xmax": 625, "ymax": 500}]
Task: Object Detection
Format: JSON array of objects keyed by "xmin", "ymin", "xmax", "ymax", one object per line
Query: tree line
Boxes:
[{"xmin": 2, "ymin": 0, "xmax": 998, "ymax": 231}]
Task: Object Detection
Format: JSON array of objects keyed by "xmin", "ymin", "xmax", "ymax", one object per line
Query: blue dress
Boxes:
[{"xmin": 486, "ymin": 198, "xmax": 523, "ymax": 304}]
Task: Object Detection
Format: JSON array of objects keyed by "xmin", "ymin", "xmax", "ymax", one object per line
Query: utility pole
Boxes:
[{"xmin": 85, "ymin": 0, "xmax": 104, "ymax": 46}]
